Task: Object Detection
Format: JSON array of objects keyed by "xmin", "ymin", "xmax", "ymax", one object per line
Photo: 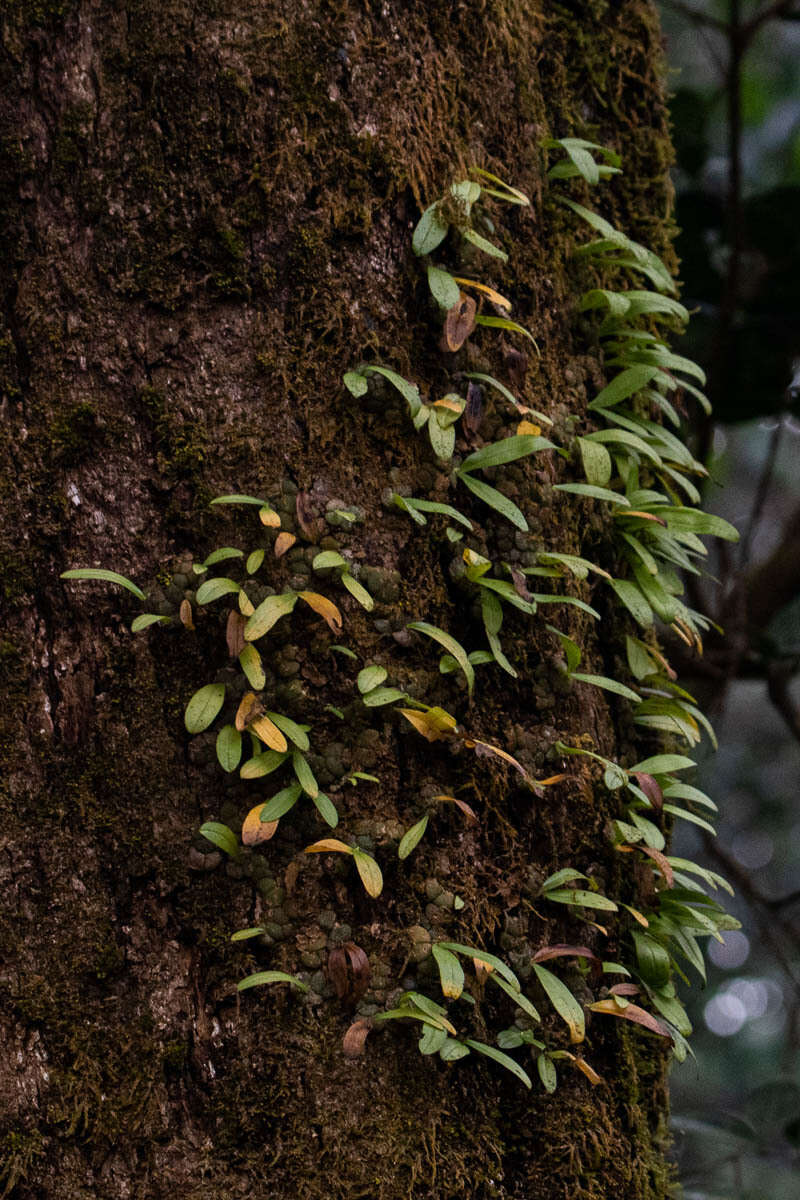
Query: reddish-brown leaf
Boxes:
[
  {"xmin": 345, "ymin": 942, "xmax": 371, "ymax": 1002},
  {"xmin": 632, "ymin": 772, "xmax": 664, "ymax": 810},
  {"xmin": 589, "ymin": 998, "xmax": 671, "ymax": 1038},
  {"xmin": 533, "ymin": 945, "xmax": 598, "ymax": 964},
  {"xmin": 296, "ymin": 492, "xmax": 322, "ymax": 540},
  {"xmin": 342, "ymin": 1019, "xmax": 372, "ymax": 1058},
  {"xmin": 609, "ymin": 982, "xmax": 640, "ymax": 996},
  {"xmin": 509, "ymin": 565, "xmax": 533, "ymax": 602},
  {"xmin": 179, "ymin": 599, "xmax": 194, "ymax": 630},
  {"xmin": 226, "ymin": 610, "xmax": 246, "ymax": 658},
  {"xmin": 434, "ymin": 794, "xmax": 479, "ymax": 824},
  {"xmin": 443, "ymin": 293, "xmax": 477, "ymax": 352},
  {"xmin": 328, "ymin": 947, "xmax": 349, "ymax": 999}
]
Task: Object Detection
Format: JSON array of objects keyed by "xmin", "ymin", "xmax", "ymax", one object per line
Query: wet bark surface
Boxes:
[{"xmin": 1, "ymin": 2, "xmax": 676, "ymax": 1196}]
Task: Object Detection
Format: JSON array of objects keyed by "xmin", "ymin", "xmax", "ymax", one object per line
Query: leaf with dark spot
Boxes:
[{"xmin": 443, "ymin": 294, "xmax": 477, "ymax": 352}]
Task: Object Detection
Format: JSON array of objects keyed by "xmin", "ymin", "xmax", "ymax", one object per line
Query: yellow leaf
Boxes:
[
  {"xmin": 572, "ymin": 1056, "xmax": 603, "ymax": 1086},
  {"xmin": 304, "ymin": 838, "xmax": 353, "ymax": 855},
  {"xmin": 353, "ymin": 848, "xmax": 383, "ymax": 897},
  {"xmin": 622, "ymin": 904, "xmax": 650, "ymax": 928},
  {"xmin": 534, "ymin": 773, "xmax": 567, "ymax": 787},
  {"xmin": 516, "ymin": 419, "xmax": 541, "ymax": 436},
  {"xmin": 433, "ymin": 396, "xmax": 464, "ymax": 413},
  {"xmin": 259, "ymin": 505, "xmax": 281, "ymax": 528},
  {"xmin": 299, "ymin": 590, "xmax": 343, "ymax": 634},
  {"xmin": 238, "ymin": 590, "xmax": 255, "ymax": 616},
  {"xmin": 250, "ymin": 714, "xmax": 288, "ymax": 753},
  {"xmin": 451, "ymin": 276, "xmax": 512, "ymax": 312},
  {"xmin": 235, "ymin": 691, "xmax": 260, "ymax": 732},
  {"xmin": 399, "ymin": 707, "xmax": 457, "ymax": 742},
  {"xmin": 274, "ymin": 531, "xmax": 296, "ymax": 557},
  {"xmin": 241, "ymin": 804, "xmax": 278, "ymax": 846}
]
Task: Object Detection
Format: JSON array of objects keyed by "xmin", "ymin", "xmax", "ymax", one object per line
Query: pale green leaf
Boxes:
[
  {"xmin": 407, "ymin": 621, "xmax": 474, "ymax": 697},
  {"xmin": 264, "ymin": 711, "xmax": 310, "ymax": 751},
  {"xmin": 531, "ymin": 963, "xmax": 585, "ymax": 1041},
  {"xmin": 465, "ymin": 1039, "xmax": 532, "ymax": 1088},
  {"xmin": 237, "ymin": 970, "xmax": 309, "ymax": 993},
  {"xmin": 432, "ymin": 943, "xmax": 465, "ymax": 998},
  {"xmin": 61, "ymin": 568, "xmax": 145, "ymax": 601},
  {"xmin": 215, "ymin": 724, "xmax": 242, "ymax": 773},
  {"xmin": 427, "ymin": 264, "xmax": 461, "ymax": 309},
  {"xmin": 358, "ymin": 665, "xmax": 388, "ymax": 694},
  {"xmin": 292, "ymin": 751, "xmax": 319, "ymax": 798},
  {"xmin": 185, "ymin": 683, "xmax": 226, "ymax": 733},
  {"xmin": 199, "ymin": 821, "xmax": 239, "ymax": 859},
  {"xmin": 244, "ymin": 592, "xmax": 298, "ymax": 641},
  {"xmin": 398, "ymin": 814, "xmax": 429, "ymax": 860},
  {"xmin": 412, "ymin": 203, "xmax": 449, "ymax": 256},
  {"xmin": 131, "ymin": 613, "xmax": 171, "ymax": 632},
  {"xmin": 259, "ymin": 782, "xmax": 302, "ymax": 822},
  {"xmin": 459, "ymin": 471, "xmax": 528, "ymax": 530},
  {"xmin": 352, "ymin": 847, "xmax": 383, "ymax": 897},
  {"xmin": 341, "ymin": 572, "xmax": 375, "ymax": 611}
]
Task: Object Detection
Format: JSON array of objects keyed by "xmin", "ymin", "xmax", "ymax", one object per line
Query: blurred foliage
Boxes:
[{"xmin": 658, "ymin": 3, "xmax": 800, "ymax": 1195}]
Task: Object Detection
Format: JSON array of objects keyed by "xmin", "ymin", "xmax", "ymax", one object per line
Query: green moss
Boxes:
[{"xmin": 48, "ymin": 402, "xmax": 100, "ymax": 467}]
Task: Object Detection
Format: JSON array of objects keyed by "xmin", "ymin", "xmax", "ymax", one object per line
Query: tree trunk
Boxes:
[{"xmin": 0, "ymin": 2, "xmax": 676, "ymax": 1197}]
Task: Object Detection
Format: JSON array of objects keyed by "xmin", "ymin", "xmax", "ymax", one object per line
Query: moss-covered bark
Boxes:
[{"xmin": 0, "ymin": 1, "xmax": 676, "ymax": 1196}]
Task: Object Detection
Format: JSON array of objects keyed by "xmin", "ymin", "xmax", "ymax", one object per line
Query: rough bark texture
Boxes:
[{"xmin": 0, "ymin": 2, "xmax": 676, "ymax": 1197}]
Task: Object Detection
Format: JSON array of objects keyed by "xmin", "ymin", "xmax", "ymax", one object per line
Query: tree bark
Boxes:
[{"xmin": 0, "ymin": 2, "xmax": 676, "ymax": 1197}]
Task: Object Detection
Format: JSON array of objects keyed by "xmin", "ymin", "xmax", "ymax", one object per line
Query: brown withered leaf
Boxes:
[
  {"xmin": 589, "ymin": 998, "xmax": 671, "ymax": 1038},
  {"xmin": 443, "ymin": 293, "xmax": 477, "ymax": 352},
  {"xmin": 274, "ymin": 531, "xmax": 296, "ymax": 557},
  {"xmin": 284, "ymin": 859, "xmax": 301, "ymax": 896},
  {"xmin": 466, "ymin": 739, "xmax": 527, "ymax": 778},
  {"xmin": 434, "ymin": 794, "xmax": 479, "ymax": 824},
  {"xmin": 342, "ymin": 1018, "xmax": 372, "ymax": 1058},
  {"xmin": 508, "ymin": 566, "xmax": 533, "ymax": 602},
  {"xmin": 241, "ymin": 804, "xmax": 279, "ymax": 846},
  {"xmin": 632, "ymin": 772, "xmax": 663, "ymax": 811},
  {"xmin": 296, "ymin": 492, "xmax": 322, "ymax": 541},
  {"xmin": 464, "ymin": 381, "xmax": 484, "ymax": 434},
  {"xmin": 328, "ymin": 947, "xmax": 349, "ymax": 999},
  {"xmin": 345, "ymin": 942, "xmax": 371, "ymax": 1002},
  {"xmin": 533, "ymin": 945, "xmax": 598, "ymax": 964},
  {"xmin": 179, "ymin": 599, "xmax": 194, "ymax": 629},
  {"xmin": 227, "ymin": 610, "xmax": 246, "ymax": 658},
  {"xmin": 299, "ymin": 590, "xmax": 343, "ymax": 634},
  {"xmin": 638, "ymin": 845, "xmax": 673, "ymax": 887},
  {"xmin": 623, "ymin": 510, "xmax": 667, "ymax": 526}
]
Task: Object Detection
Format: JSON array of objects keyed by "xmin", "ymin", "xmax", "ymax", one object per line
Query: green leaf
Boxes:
[
  {"xmin": 537, "ymin": 1054, "xmax": 557, "ymax": 1093},
  {"xmin": 240, "ymin": 749, "xmax": 288, "ymax": 779},
  {"xmin": 407, "ymin": 621, "xmax": 474, "ymax": 697},
  {"xmin": 460, "ymin": 434, "xmax": 556, "ymax": 473},
  {"xmin": 196, "ymin": 577, "xmax": 241, "ymax": 604},
  {"xmin": 459, "ymin": 471, "xmax": 528, "ymax": 530},
  {"xmin": 210, "ymin": 493, "xmax": 267, "ymax": 507},
  {"xmin": 343, "ymin": 370, "xmax": 368, "ymax": 397},
  {"xmin": 396, "ymin": 496, "xmax": 474, "ymax": 530},
  {"xmin": 238, "ymin": 644, "xmax": 265, "ymax": 690},
  {"xmin": 662, "ymin": 804, "xmax": 717, "ymax": 835},
  {"xmin": 633, "ymin": 930, "xmax": 671, "ymax": 989},
  {"xmin": 185, "ymin": 683, "xmax": 226, "ymax": 733},
  {"xmin": 609, "ymin": 578, "xmax": 654, "ymax": 627},
  {"xmin": 363, "ymin": 366, "xmax": 421, "ymax": 416},
  {"xmin": 543, "ymin": 889, "xmax": 618, "ymax": 911},
  {"xmin": 260, "ymin": 782, "xmax": 303, "ymax": 822},
  {"xmin": 428, "ymin": 411, "xmax": 456, "ymax": 460},
  {"xmin": 488, "ymin": 973, "xmax": 540, "ymax": 1021},
  {"xmin": 630, "ymin": 754, "xmax": 695, "ymax": 774},
  {"xmin": 541, "ymin": 868, "xmax": 588, "ymax": 890},
  {"xmin": 237, "ymin": 971, "xmax": 309, "ymax": 993},
  {"xmin": 662, "ymin": 784, "xmax": 718, "ymax": 812},
  {"xmin": 427, "ymin": 264, "xmax": 461, "ymax": 309},
  {"xmin": 204, "ymin": 547, "xmax": 244, "ymax": 567},
  {"xmin": 312, "ymin": 791, "xmax": 339, "ymax": 827},
  {"xmin": 570, "ymin": 673, "xmax": 640, "ymax": 702},
  {"xmin": 439, "ymin": 1038, "xmax": 471, "ymax": 1061},
  {"xmin": 577, "ymin": 436, "xmax": 612, "ymax": 486},
  {"xmin": 585, "ymin": 427, "xmax": 662, "ymax": 466},
  {"xmin": 587, "ymin": 365, "xmax": 660, "ymax": 410},
  {"xmin": 438, "ymin": 942, "xmax": 520, "ymax": 989},
  {"xmin": 313, "ymin": 550, "xmax": 348, "ymax": 570},
  {"xmin": 199, "ymin": 821, "xmax": 239, "ymax": 859},
  {"xmin": 412, "ymin": 203, "xmax": 449, "ymax": 256},
  {"xmin": 418, "ymin": 1024, "xmax": 449, "ymax": 1055},
  {"xmin": 432, "ymin": 943, "xmax": 465, "ymax": 999},
  {"xmin": 352, "ymin": 847, "xmax": 383, "ymax": 897},
  {"xmin": 61, "ymin": 568, "xmax": 146, "ymax": 601},
  {"xmin": 264, "ymin": 711, "xmax": 311, "ymax": 751},
  {"xmin": 660, "ymin": 507, "xmax": 739, "ymax": 542},
  {"xmin": 398, "ymin": 814, "xmax": 429, "ymax": 860},
  {"xmin": 357, "ymin": 665, "xmax": 388, "ymax": 694},
  {"xmin": 341, "ymin": 572, "xmax": 375, "ymax": 611},
  {"xmin": 362, "ymin": 686, "xmax": 408, "ymax": 707},
  {"xmin": 464, "ymin": 1040, "xmax": 532, "ymax": 1088},
  {"xmin": 474, "ymin": 316, "xmax": 539, "ymax": 351},
  {"xmin": 216, "ymin": 724, "xmax": 242, "ymax": 773},
  {"xmin": 245, "ymin": 592, "xmax": 298, "ymax": 641},
  {"xmin": 231, "ymin": 926, "xmax": 266, "ymax": 942},
  {"xmin": 463, "ymin": 372, "xmax": 552, "ymax": 425},
  {"xmin": 245, "ymin": 549, "xmax": 265, "ymax": 575},
  {"xmin": 131, "ymin": 613, "xmax": 171, "ymax": 632},
  {"xmin": 469, "ymin": 167, "xmax": 530, "ymax": 206},
  {"xmin": 462, "ymin": 227, "xmax": 508, "ymax": 262},
  {"xmin": 553, "ymin": 483, "xmax": 630, "ymax": 506},
  {"xmin": 292, "ymin": 751, "xmax": 319, "ymax": 798},
  {"xmin": 330, "ymin": 643, "xmax": 358, "ymax": 660},
  {"xmin": 531, "ymin": 963, "xmax": 585, "ymax": 1041}
]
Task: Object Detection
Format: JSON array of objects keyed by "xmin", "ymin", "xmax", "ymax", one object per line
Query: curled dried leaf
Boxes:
[
  {"xmin": 343, "ymin": 1018, "xmax": 372, "ymax": 1058},
  {"xmin": 274, "ymin": 531, "xmax": 297, "ymax": 557},
  {"xmin": 434, "ymin": 794, "xmax": 479, "ymax": 823},
  {"xmin": 179, "ymin": 599, "xmax": 194, "ymax": 629},
  {"xmin": 328, "ymin": 947, "xmax": 349, "ymax": 999},
  {"xmin": 235, "ymin": 691, "xmax": 262, "ymax": 732}
]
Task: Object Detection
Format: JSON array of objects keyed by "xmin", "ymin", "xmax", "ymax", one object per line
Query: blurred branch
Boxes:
[
  {"xmin": 766, "ymin": 659, "xmax": 800, "ymax": 743},
  {"xmin": 739, "ymin": 418, "xmax": 783, "ymax": 567},
  {"xmin": 745, "ymin": 500, "xmax": 800, "ymax": 632},
  {"xmin": 744, "ymin": 1, "xmax": 800, "ymax": 41},
  {"xmin": 661, "ymin": 0, "xmax": 727, "ymax": 32}
]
